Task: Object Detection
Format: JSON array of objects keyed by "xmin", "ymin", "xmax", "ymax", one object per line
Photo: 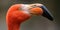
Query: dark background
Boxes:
[{"xmin": 0, "ymin": 0, "xmax": 60, "ymax": 30}]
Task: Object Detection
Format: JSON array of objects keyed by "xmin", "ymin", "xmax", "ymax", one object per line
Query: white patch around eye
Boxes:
[
  {"xmin": 21, "ymin": 4, "xmax": 31, "ymax": 15},
  {"xmin": 21, "ymin": 4, "xmax": 29, "ymax": 11}
]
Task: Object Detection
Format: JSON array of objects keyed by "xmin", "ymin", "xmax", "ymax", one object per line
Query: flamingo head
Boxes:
[{"xmin": 28, "ymin": 3, "xmax": 54, "ymax": 21}]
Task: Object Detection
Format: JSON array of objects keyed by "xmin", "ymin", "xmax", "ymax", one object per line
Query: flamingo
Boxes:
[{"xmin": 6, "ymin": 3, "xmax": 53, "ymax": 30}]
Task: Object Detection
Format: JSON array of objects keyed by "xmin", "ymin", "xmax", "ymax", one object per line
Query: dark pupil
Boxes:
[{"xmin": 32, "ymin": 5, "xmax": 37, "ymax": 8}]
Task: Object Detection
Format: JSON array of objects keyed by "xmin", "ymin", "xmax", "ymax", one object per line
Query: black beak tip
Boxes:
[
  {"xmin": 40, "ymin": 5, "xmax": 54, "ymax": 21},
  {"xmin": 42, "ymin": 13, "xmax": 54, "ymax": 21}
]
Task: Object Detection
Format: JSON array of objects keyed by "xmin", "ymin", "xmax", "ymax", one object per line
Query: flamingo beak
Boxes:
[{"xmin": 40, "ymin": 5, "xmax": 54, "ymax": 21}]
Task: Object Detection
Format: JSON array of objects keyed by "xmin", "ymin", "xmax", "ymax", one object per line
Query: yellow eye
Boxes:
[{"xmin": 32, "ymin": 5, "xmax": 37, "ymax": 8}]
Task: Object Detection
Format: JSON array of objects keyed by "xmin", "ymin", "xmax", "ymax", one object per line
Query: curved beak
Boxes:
[{"xmin": 40, "ymin": 5, "xmax": 54, "ymax": 21}]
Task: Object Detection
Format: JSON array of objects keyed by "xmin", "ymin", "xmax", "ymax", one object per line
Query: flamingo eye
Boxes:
[
  {"xmin": 28, "ymin": 4, "xmax": 40, "ymax": 10},
  {"xmin": 32, "ymin": 5, "xmax": 36, "ymax": 8}
]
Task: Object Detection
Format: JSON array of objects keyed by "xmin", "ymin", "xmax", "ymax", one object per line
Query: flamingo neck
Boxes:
[
  {"xmin": 8, "ymin": 22, "xmax": 21, "ymax": 30},
  {"xmin": 7, "ymin": 4, "xmax": 31, "ymax": 30}
]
